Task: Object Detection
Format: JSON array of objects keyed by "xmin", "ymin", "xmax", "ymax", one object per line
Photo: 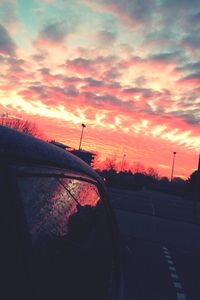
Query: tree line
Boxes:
[
  {"xmin": 94, "ymin": 156, "xmax": 199, "ymax": 201},
  {"xmin": 0, "ymin": 113, "xmax": 44, "ymax": 139}
]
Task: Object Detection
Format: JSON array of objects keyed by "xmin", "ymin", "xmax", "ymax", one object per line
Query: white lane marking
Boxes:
[
  {"xmin": 162, "ymin": 248, "xmax": 186, "ymax": 300},
  {"xmin": 177, "ymin": 292, "xmax": 186, "ymax": 300},
  {"xmin": 151, "ymin": 203, "xmax": 155, "ymax": 216},
  {"xmin": 173, "ymin": 282, "xmax": 182, "ymax": 289},
  {"xmin": 169, "ymin": 266, "xmax": 176, "ymax": 272},
  {"xmin": 171, "ymin": 273, "xmax": 179, "ymax": 279}
]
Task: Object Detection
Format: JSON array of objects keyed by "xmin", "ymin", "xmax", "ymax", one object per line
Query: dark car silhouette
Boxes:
[{"xmin": 0, "ymin": 125, "xmax": 123, "ymax": 300}]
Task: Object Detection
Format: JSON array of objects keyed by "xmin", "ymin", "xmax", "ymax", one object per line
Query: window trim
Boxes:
[{"xmin": 17, "ymin": 172, "xmax": 98, "ymax": 186}]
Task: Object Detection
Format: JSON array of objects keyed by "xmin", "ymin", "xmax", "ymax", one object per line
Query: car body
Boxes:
[{"xmin": 0, "ymin": 125, "xmax": 123, "ymax": 300}]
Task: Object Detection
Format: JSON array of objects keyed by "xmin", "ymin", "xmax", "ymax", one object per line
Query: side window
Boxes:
[
  {"xmin": 18, "ymin": 176, "xmax": 100, "ymax": 242},
  {"xmin": 17, "ymin": 173, "xmax": 113, "ymax": 300}
]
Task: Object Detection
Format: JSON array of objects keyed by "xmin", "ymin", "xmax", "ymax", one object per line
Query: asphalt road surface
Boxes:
[{"xmin": 109, "ymin": 188, "xmax": 200, "ymax": 300}]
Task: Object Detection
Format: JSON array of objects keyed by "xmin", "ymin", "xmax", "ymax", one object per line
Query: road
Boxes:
[{"xmin": 108, "ymin": 188, "xmax": 200, "ymax": 300}]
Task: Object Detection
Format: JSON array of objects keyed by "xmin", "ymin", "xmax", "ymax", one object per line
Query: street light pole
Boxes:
[
  {"xmin": 78, "ymin": 123, "xmax": 86, "ymax": 150},
  {"xmin": 170, "ymin": 151, "xmax": 176, "ymax": 182},
  {"xmin": 121, "ymin": 154, "xmax": 126, "ymax": 172}
]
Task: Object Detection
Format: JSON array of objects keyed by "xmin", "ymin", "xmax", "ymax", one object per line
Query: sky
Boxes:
[{"xmin": 0, "ymin": 0, "xmax": 200, "ymax": 178}]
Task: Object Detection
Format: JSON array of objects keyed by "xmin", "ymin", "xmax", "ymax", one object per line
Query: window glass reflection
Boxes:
[{"xmin": 18, "ymin": 177, "xmax": 100, "ymax": 242}]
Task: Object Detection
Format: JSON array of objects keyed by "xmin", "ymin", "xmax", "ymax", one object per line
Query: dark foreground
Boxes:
[{"xmin": 109, "ymin": 188, "xmax": 200, "ymax": 300}]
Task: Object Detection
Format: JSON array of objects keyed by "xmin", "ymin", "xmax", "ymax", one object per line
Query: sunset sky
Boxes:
[{"xmin": 0, "ymin": 0, "xmax": 200, "ymax": 178}]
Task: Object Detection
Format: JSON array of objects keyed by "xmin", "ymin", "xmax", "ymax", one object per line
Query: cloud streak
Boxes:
[{"xmin": 0, "ymin": 24, "xmax": 16, "ymax": 55}]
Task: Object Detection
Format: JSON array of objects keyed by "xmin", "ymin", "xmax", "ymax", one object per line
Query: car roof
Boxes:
[{"xmin": 0, "ymin": 125, "xmax": 101, "ymax": 183}]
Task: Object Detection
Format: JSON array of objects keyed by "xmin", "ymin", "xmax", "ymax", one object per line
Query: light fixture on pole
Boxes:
[
  {"xmin": 170, "ymin": 151, "xmax": 176, "ymax": 182},
  {"xmin": 78, "ymin": 123, "xmax": 86, "ymax": 150}
]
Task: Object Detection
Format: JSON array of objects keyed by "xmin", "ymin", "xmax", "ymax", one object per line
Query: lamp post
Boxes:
[
  {"xmin": 121, "ymin": 154, "xmax": 126, "ymax": 172},
  {"xmin": 170, "ymin": 151, "xmax": 176, "ymax": 182},
  {"xmin": 78, "ymin": 123, "xmax": 86, "ymax": 150}
]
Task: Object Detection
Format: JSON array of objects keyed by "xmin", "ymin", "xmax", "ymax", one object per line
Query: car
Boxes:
[{"xmin": 0, "ymin": 125, "xmax": 123, "ymax": 300}]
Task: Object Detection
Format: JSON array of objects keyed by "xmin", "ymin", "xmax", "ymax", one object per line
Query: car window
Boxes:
[
  {"xmin": 17, "ymin": 172, "xmax": 114, "ymax": 300},
  {"xmin": 18, "ymin": 176, "xmax": 100, "ymax": 241}
]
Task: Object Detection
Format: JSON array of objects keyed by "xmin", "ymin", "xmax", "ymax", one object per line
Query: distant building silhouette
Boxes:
[
  {"xmin": 70, "ymin": 149, "xmax": 96, "ymax": 166},
  {"xmin": 50, "ymin": 140, "xmax": 71, "ymax": 150},
  {"xmin": 50, "ymin": 140, "xmax": 96, "ymax": 166}
]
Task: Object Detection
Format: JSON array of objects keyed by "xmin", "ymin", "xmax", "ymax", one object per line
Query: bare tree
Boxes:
[
  {"xmin": 103, "ymin": 157, "xmax": 117, "ymax": 172},
  {"xmin": 146, "ymin": 167, "xmax": 159, "ymax": 180},
  {"xmin": 132, "ymin": 162, "xmax": 146, "ymax": 174},
  {"xmin": 0, "ymin": 114, "xmax": 44, "ymax": 139}
]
